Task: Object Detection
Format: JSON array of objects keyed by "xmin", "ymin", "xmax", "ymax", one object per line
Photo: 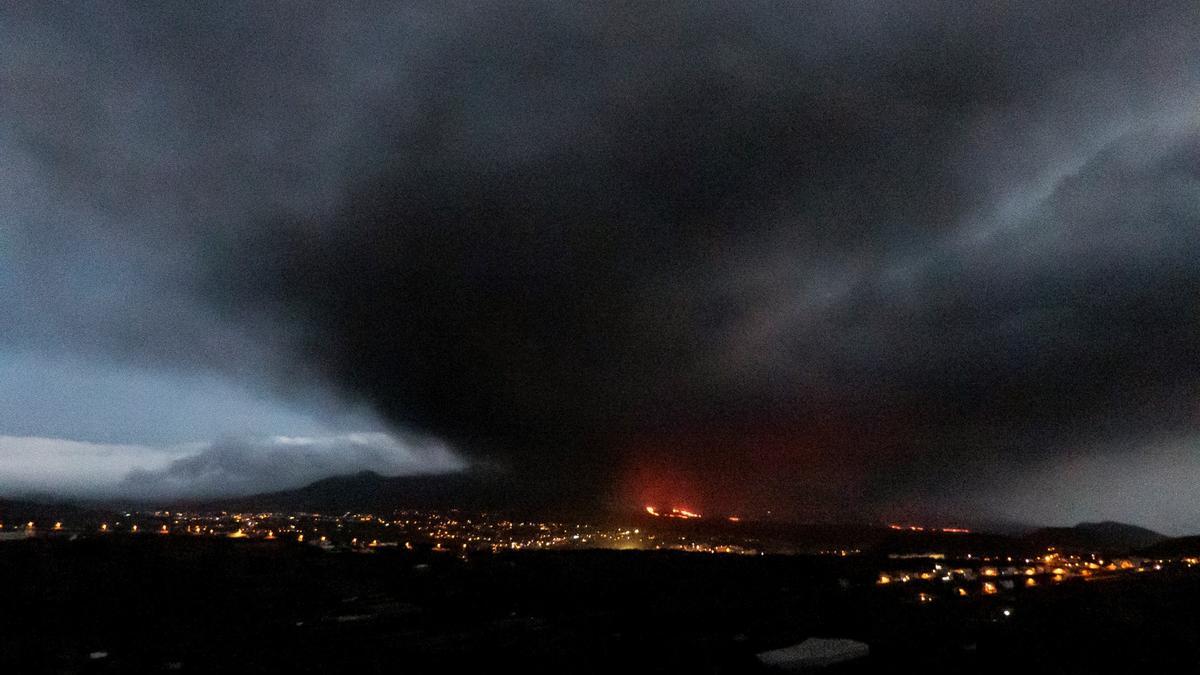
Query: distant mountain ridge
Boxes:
[
  {"xmin": 1022, "ymin": 521, "xmax": 1167, "ymax": 553},
  {"xmin": 190, "ymin": 472, "xmax": 1173, "ymax": 554},
  {"xmin": 1141, "ymin": 535, "xmax": 1200, "ymax": 558},
  {"xmin": 0, "ymin": 497, "xmax": 115, "ymax": 525},
  {"xmin": 5, "ymin": 475, "xmax": 1195, "ymax": 561},
  {"xmin": 1, "ymin": 470, "xmax": 1179, "ymax": 559},
  {"xmin": 192, "ymin": 469, "xmax": 565, "ymax": 516}
]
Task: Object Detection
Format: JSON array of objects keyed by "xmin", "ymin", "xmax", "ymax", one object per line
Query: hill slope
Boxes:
[
  {"xmin": 193, "ymin": 469, "xmax": 557, "ymax": 515},
  {"xmin": 1022, "ymin": 521, "xmax": 1166, "ymax": 553}
]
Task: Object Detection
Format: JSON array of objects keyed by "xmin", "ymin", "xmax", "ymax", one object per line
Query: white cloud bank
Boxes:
[{"xmin": 0, "ymin": 432, "xmax": 465, "ymax": 501}]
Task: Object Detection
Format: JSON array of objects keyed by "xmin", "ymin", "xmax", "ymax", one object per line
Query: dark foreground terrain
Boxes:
[{"xmin": 4, "ymin": 536, "xmax": 1200, "ymax": 673}]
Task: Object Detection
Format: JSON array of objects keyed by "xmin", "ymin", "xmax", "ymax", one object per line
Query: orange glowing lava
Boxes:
[
  {"xmin": 887, "ymin": 523, "xmax": 971, "ymax": 534},
  {"xmin": 643, "ymin": 505, "xmax": 702, "ymax": 519}
]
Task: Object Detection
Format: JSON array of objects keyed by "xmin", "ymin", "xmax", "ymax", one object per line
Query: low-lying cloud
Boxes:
[{"xmin": 0, "ymin": 433, "xmax": 464, "ymax": 501}]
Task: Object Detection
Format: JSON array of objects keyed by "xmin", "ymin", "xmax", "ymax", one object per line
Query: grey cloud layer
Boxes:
[
  {"xmin": 118, "ymin": 433, "xmax": 464, "ymax": 499},
  {"xmin": 0, "ymin": 433, "xmax": 461, "ymax": 500}
]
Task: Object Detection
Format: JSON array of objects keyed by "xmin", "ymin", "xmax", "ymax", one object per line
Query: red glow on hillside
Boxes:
[
  {"xmin": 643, "ymin": 506, "xmax": 702, "ymax": 519},
  {"xmin": 889, "ymin": 523, "xmax": 971, "ymax": 534},
  {"xmin": 614, "ymin": 419, "xmax": 902, "ymax": 523}
]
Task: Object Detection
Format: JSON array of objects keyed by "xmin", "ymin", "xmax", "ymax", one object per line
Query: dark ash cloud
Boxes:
[{"xmin": 4, "ymin": 2, "xmax": 1200, "ymax": 527}]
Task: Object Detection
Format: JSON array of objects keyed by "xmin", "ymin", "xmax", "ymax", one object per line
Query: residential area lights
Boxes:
[{"xmin": 3, "ymin": 509, "xmax": 764, "ymax": 556}]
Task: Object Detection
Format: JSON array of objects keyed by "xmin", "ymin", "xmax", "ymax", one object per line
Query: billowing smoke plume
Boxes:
[{"xmin": 4, "ymin": 2, "xmax": 1200, "ymax": 526}]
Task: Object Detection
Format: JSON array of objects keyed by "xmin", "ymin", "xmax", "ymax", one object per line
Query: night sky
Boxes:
[{"xmin": 2, "ymin": 2, "xmax": 1199, "ymax": 532}]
